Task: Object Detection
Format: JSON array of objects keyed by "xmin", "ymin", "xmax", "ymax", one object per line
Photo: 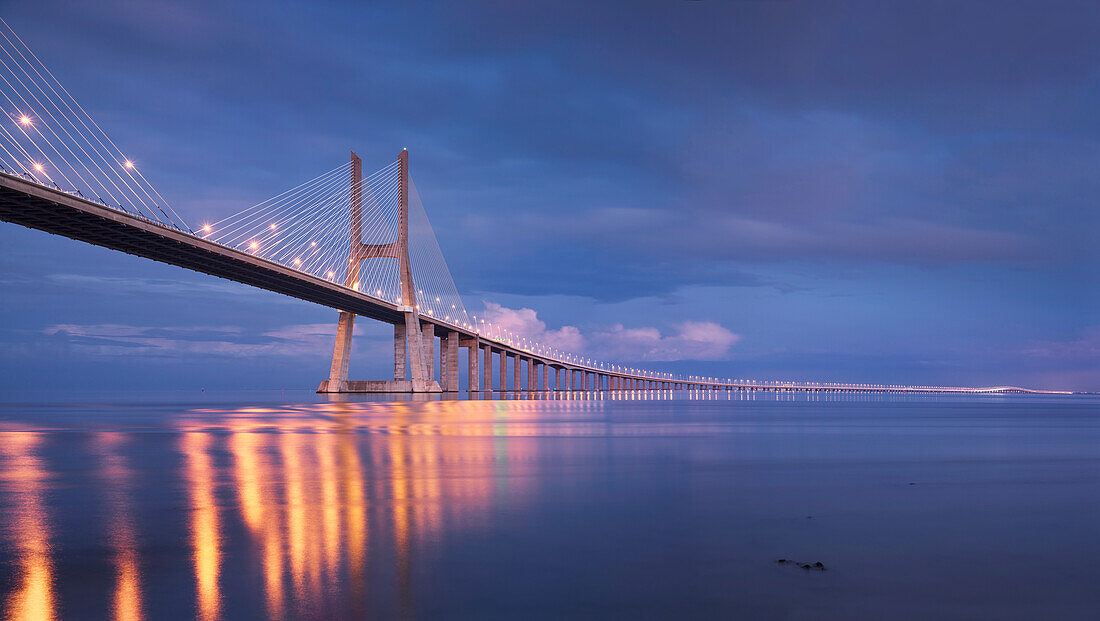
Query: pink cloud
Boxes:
[
  {"xmin": 589, "ymin": 321, "xmax": 740, "ymax": 361},
  {"xmin": 477, "ymin": 302, "xmax": 586, "ymax": 351},
  {"xmin": 477, "ymin": 303, "xmax": 739, "ymax": 361},
  {"xmin": 1021, "ymin": 327, "xmax": 1100, "ymax": 360}
]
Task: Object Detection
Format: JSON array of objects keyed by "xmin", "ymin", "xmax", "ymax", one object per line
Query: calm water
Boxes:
[{"xmin": 0, "ymin": 391, "xmax": 1097, "ymax": 620}]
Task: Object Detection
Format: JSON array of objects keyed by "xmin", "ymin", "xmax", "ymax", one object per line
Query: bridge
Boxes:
[{"xmin": 0, "ymin": 20, "xmax": 1067, "ymax": 397}]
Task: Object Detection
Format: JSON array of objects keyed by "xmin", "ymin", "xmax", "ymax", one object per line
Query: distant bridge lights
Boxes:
[
  {"xmin": 18, "ymin": 114, "xmax": 31, "ymax": 126},
  {"xmin": 124, "ymin": 160, "xmax": 134, "ymax": 169}
]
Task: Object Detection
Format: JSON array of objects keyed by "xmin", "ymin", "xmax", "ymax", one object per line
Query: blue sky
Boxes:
[{"xmin": 1, "ymin": 0, "xmax": 1096, "ymax": 391}]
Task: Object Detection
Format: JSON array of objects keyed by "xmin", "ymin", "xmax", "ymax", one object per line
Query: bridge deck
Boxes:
[{"xmin": 0, "ymin": 172, "xmax": 406, "ymax": 325}]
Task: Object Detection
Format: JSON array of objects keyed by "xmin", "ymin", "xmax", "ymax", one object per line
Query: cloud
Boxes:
[
  {"xmin": 41, "ymin": 274, "xmax": 284, "ymax": 300},
  {"xmin": 1021, "ymin": 327, "xmax": 1100, "ymax": 360},
  {"xmin": 40, "ymin": 322, "xmax": 362, "ymax": 359},
  {"xmin": 476, "ymin": 302, "xmax": 586, "ymax": 351},
  {"xmin": 589, "ymin": 321, "xmax": 740, "ymax": 362},
  {"xmin": 476, "ymin": 302, "xmax": 739, "ymax": 362}
]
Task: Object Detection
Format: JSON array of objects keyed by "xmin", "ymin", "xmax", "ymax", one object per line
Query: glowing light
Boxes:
[
  {"xmin": 124, "ymin": 160, "xmax": 134, "ymax": 169},
  {"xmin": 269, "ymin": 224, "xmax": 277, "ymax": 230},
  {"xmin": 293, "ymin": 258, "xmax": 301, "ymax": 265},
  {"xmin": 310, "ymin": 242, "xmax": 316, "ymax": 247},
  {"xmin": 327, "ymin": 272, "xmax": 334, "ymax": 279},
  {"xmin": 18, "ymin": 114, "xmax": 31, "ymax": 126},
  {"xmin": 201, "ymin": 224, "xmax": 211, "ymax": 234},
  {"xmin": 249, "ymin": 241, "xmax": 258, "ymax": 250}
]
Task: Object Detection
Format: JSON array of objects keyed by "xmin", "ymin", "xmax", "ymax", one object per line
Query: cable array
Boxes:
[
  {"xmin": 0, "ymin": 18, "xmax": 189, "ymax": 231},
  {"xmin": 206, "ymin": 159, "xmax": 407, "ymax": 304},
  {"xmin": 408, "ymin": 179, "xmax": 473, "ymax": 329}
]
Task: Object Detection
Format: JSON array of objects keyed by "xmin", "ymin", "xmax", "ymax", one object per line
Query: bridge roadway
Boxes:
[{"xmin": 0, "ymin": 171, "xmax": 1063, "ymax": 396}]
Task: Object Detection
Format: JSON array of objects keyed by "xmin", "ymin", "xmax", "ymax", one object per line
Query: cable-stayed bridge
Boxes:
[{"xmin": 0, "ymin": 21, "xmax": 1065, "ymax": 396}]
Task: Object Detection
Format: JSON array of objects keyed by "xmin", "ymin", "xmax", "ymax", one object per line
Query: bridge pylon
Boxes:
[{"xmin": 318, "ymin": 150, "xmax": 441, "ymax": 393}]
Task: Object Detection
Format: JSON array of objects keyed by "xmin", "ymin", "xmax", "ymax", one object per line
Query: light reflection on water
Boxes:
[
  {"xmin": 96, "ymin": 433, "xmax": 143, "ymax": 621},
  {"xmin": 0, "ymin": 429, "xmax": 54, "ymax": 621},
  {"xmin": 169, "ymin": 400, "xmax": 543, "ymax": 619},
  {"xmin": 0, "ymin": 392, "xmax": 1098, "ymax": 620}
]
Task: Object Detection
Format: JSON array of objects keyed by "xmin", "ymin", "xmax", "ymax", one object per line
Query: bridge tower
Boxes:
[{"xmin": 319, "ymin": 150, "xmax": 441, "ymax": 393}]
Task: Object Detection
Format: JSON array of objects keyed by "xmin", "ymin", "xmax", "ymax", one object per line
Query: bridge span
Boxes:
[{"xmin": 0, "ymin": 169, "xmax": 1068, "ymax": 397}]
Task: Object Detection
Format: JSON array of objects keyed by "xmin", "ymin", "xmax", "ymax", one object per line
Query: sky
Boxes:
[{"xmin": 0, "ymin": 0, "xmax": 1097, "ymax": 392}]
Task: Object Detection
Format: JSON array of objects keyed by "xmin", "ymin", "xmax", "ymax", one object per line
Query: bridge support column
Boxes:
[
  {"xmin": 542, "ymin": 363, "xmax": 549, "ymax": 391},
  {"xmin": 499, "ymin": 350, "xmax": 508, "ymax": 391},
  {"xmin": 513, "ymin": 354, "xmax": 522, "ymax": 391},
  {"xmin": 421, "ymin": 321, "xmax": 435, "ymax": 385},
  {"xmin": 324, "ymin": 310, "xmax": 355, "ymax": 392},
  {"xmin": 444, "ymin": 330, "xmax": 459, "ymax": 392},
  {"xmin": 463, "ymin": 336, "xmax": 480, "ymax": 393},
  {"xmin": 527, "ymin": 359, "xmax": 537, "ymax": 392},
  {"xmin": 393, "ymin": 323, "xmax": 406, "ymax": 380},
  {"xmin": 482, "ymin": 345, "xmax": 492, "ymax": 391}
]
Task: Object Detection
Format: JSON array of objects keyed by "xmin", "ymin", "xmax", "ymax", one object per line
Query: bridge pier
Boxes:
[
  {"xmin": 318, "ymin": 150, "xmax": 440, "ymax": 393},
  {"xmin": 422, "ymin": 320, "xmax": 435, "ymax": 385},
  {"xmin": 443, "ymin": 330, "xmax": 459, "ymax": 392},
  {"xmin": 463, "ymin": 336, "xmax": 480, "ymax": 393},
  {"xmin": 482, "ymin": 345, "xmax": 492, "ymax": 391}
]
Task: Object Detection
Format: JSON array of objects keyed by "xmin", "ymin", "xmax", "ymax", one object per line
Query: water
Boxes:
[{"xmin": 0, "ymin": 391, "xmax": 1097, "ymax": 620}]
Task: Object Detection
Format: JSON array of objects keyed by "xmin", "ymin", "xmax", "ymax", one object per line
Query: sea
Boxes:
[{"xmin": 0, "ymin": 390, "xmax": 1097, "ymax": 620}]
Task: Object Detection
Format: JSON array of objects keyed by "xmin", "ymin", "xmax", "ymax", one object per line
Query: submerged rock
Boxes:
[{"xmin": 778, "ymin": 558, "xmax": 827, "ymax": 571}]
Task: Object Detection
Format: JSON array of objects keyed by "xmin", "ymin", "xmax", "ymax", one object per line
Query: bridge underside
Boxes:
[{"xmin": 0, "ymin": 174, "xmax": 405, "ymax": 325}]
